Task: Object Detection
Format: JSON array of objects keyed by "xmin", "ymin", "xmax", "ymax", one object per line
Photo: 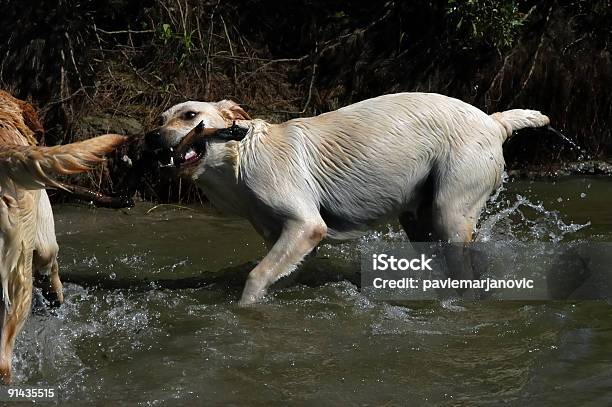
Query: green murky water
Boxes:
[{"xmin": 12, "ymin": 177, "xmax": 612, "ymax": 405}]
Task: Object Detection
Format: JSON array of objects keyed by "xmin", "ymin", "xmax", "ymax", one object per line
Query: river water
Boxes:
[{"xmin": 11, "ymin": 177, "xmax": 612, "ymax": 405}]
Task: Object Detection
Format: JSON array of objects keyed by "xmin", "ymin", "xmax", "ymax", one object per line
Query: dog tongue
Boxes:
[{"xmin": 184, "ymin": 149, "xmax": 197, "ymax": 161}]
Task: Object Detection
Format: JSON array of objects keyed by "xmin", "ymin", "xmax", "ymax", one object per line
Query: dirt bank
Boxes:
[{"xmin": 0, "ymin": 1, "xmax": 610, "ymax": 202}]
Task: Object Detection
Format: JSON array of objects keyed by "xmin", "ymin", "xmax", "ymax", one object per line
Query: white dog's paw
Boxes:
[{"xmin": 239, "ymin": 276, "xmax": 268, "ymax": 306}]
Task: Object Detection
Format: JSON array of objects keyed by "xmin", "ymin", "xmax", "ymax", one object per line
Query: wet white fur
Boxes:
[{"xmin": 160, "ymin": 92, "xmax": 549, "ymax": 303}]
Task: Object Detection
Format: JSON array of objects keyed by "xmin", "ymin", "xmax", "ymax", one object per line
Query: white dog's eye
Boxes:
[{"xmin": 183, "ymin": 111, "xmax": 197, "ymax": 120}]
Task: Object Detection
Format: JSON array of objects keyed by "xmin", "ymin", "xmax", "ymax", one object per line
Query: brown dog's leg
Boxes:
[
  {"xmin": 49, "ymin": 259, "xmax": 63, "ymax": 305},
  {"xmin": 0, "ymin": 195, "xmax": 32, "ymax": 384},
  {"xmin": 240, "ymin": 218, "xmax": 327, "ymax": 305},
  {"xmin": 33, "ymin": 256, "xmax": 63, "ymax": 308},
  {"xmin": 0, "ymin": 272, "xmax": 32, "ymax": 384},
  {"xmin": 32, "ymin": 192, "xmax": 63, "ymax": 307},
  {"xmin": 0, "ymin": 262, "xmax": 32, "ymax": 384}
]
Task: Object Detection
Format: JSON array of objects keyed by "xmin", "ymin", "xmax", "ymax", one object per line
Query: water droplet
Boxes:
[
  {"xmin": 109, "ymin": 272, "xmax": 117, "ymax": 280},
  {"xmin": 580, "ymin": 193, "xmax": 586, "ymax": 198},
  {"xmin": 557, "ymin": 197, "xmax": 563, "ymax": 203}
]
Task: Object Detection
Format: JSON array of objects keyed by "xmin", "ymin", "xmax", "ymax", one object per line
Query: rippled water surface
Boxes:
[{"xmin": 12, "ymin": 177, "xmax": 612, "ymax": 405}]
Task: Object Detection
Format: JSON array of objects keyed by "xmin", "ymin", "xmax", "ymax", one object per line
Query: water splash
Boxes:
[
  {"xmin": 321, "ymin": 175, "xmax": 589, "ymax": 260},
  {"xmin": 478, "ymin": 188, "xmax": 590, "ymax": 243},
  {"xmin": 547, "ymin": 126, "xmax": 590, "ymax": 160}
]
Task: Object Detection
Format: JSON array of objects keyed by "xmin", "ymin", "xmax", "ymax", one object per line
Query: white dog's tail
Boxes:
[
  {"xmin": 0, "ymin": 134, "xmax": 127, "ymax": 190},
  {"xmin": 490, "ymin": 109, "xmax": 550, "ymax": 141}
]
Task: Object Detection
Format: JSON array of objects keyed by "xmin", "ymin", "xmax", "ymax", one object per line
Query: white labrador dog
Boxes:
[{"xmin": 146, "ymin": 93, "xmax": 549, "ymax": 304}]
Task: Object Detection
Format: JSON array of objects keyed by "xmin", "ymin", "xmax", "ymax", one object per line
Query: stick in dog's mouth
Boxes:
[
  {"xmin": 172, "ymin": 121, "xmax": 250, "ymax": 169},
  {"xmin": 172, "ymin": 121, "xmax": 211, "ymax": 168}
]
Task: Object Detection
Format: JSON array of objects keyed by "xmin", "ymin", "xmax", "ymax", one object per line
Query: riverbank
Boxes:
[{"xmin": 0, "ymin": 1, "xmax": 609, "ymax": 203}]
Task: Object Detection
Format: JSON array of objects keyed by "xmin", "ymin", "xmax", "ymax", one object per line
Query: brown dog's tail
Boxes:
[
  {"xmin": 490, "ymin": 109, "xmax": 550, "ymax": 141},
  {"xmin": 0, "ymin": 134, "xmax": 127, "ymax": 190}
]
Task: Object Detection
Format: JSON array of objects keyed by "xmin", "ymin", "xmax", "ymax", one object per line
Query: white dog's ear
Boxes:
[{"xmin": 216, "ymin": 100, "xmax": 251, "ymax": 121}]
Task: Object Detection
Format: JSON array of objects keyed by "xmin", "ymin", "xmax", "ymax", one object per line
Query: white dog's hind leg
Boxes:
[
  {"xmin": 431, "ymin": 176, "xmax": 495, "ymax": 288},
  {"xmin": 240, "ymin": 218, "xmax": 327, "ymax": 305}
]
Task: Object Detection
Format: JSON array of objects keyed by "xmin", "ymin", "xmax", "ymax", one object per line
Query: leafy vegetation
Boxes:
[{"xmin": 446, "ymin": 0, "xmax": 524, "ymax": 49}]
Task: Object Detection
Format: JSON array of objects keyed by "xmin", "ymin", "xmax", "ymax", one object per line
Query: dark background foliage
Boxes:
[{"xmin": 0, "ymin": 0, "xmax": 610, "ymax": 202}]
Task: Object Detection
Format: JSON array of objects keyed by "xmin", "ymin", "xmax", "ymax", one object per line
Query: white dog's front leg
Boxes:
[{"xmin": 240, "ymin": 219, "xmax": 327, "ymax": 305}]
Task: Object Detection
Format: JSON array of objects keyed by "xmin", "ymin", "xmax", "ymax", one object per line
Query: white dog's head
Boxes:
[{"xmin": 145, "ymin": 100, "xmax": 250, "ymax": 151}]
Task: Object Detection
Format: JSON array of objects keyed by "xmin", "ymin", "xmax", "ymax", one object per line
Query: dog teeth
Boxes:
[{"xmin": 158, "ymin": 156, "xmax": 175, "ymax": 168}]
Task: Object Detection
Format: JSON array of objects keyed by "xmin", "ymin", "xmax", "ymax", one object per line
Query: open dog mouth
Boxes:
[
  {"xmin": 151, "ymin": 121, "xmax": 250, "ymax": 170},
  {"xmin": 154, "ymin": 147, "xmax": 176, "ymax": 168},
  {"xmin": 147, "ymin": 122, "xmax": 208, "ymax": 169},
  {"xmin": 150, "ymin": 145, "xmax": 203, "ymax": 169},
  {"xmin": 175, "ymin": 138, "xmax": 207, "ymax": 168},
  {"xmin": 172, "ymin": 121, "xmax": 209, "ymax": 169}
]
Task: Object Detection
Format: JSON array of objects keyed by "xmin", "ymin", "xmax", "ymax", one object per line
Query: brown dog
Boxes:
[{"xmin": 0, "ymin": 90, "xmax": 126, "ymax": 383}]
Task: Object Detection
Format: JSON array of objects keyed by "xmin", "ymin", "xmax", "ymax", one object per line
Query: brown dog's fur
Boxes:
[{"xmin": 0, "ymin": 90, "xmax": 126, "ymax": 383}]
